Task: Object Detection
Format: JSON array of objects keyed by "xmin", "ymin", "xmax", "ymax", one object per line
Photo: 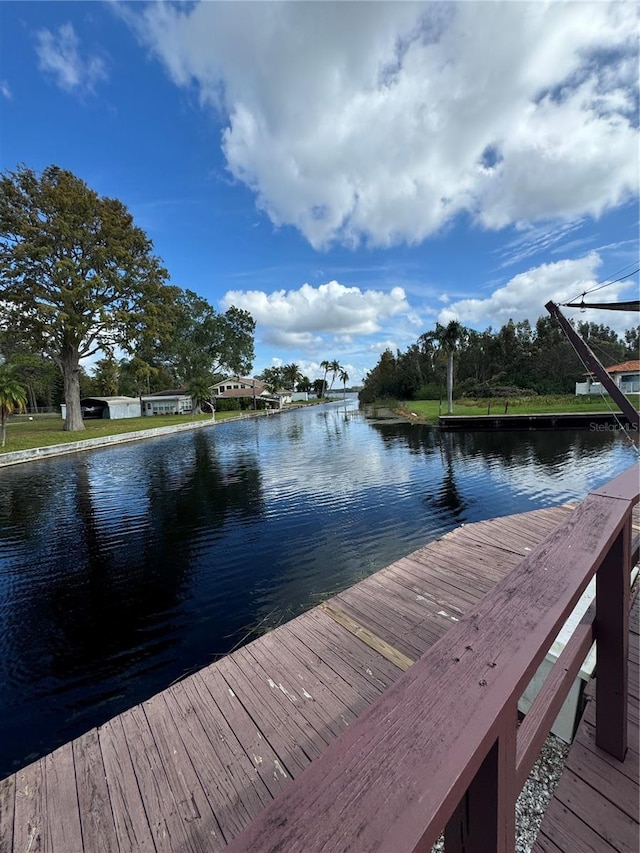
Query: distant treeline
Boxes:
[{"xmin": 359, "ymin": 317, "xmax": 640, "ymax": 403}]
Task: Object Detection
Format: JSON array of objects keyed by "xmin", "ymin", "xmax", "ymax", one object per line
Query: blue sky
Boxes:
[{"xmin": 1, "ymin": 1, "xmax": 638, "ymax": 383}]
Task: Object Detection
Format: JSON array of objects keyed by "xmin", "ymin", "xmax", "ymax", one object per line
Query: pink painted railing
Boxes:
[{"xmin": 226, "ymin": 462, "xmax": 639, "ymax": 853}]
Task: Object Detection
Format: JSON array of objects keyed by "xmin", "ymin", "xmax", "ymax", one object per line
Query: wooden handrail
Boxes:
[{"xmin": 226, "ymin": 463, "xmax": 639, "ymax": 853}]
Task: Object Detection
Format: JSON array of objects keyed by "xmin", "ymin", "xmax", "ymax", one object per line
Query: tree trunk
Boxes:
[
  {"xmin": 447, "ymin": 350, "xmax": 454, "ymax": 415},
  {"xmin": 1, "ymin": 411, "xmax": 6, "ymax": 448},
  {"xmin": 27, "ymin": 383, "xmax": 37, "ymax": 413},
  {"xmin": 60, "ymin": 345, "xmax": 85, "ymax": 431}
]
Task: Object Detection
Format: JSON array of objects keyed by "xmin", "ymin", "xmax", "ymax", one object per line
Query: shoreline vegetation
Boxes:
[{"xmin": 385, "ymin": 393, "xmax": 640, "ymax": 424}]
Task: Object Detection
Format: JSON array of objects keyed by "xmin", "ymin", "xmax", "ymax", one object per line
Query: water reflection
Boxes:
[{"xmin": 0, "ymin": 399, "xmax": 636, "ymax": 777}]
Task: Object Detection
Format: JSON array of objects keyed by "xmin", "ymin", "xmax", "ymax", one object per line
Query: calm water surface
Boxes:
[{"xmin": 0, "ymin": 398, "xmax": 637, "ymax": 777}]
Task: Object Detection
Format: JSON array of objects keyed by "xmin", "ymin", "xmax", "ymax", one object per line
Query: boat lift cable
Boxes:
[
  {"xmin": 563, "ymin": 266, "xmax": 640, "ymax": 307},
  {"xmin": 563, "ymin": 299, "xmax": 640, "ymax": 312}
]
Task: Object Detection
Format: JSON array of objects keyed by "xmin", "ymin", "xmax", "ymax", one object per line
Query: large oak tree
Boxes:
[{"xmin": 0, "ymin": 164, "xmax": 176, "ymax": 430}]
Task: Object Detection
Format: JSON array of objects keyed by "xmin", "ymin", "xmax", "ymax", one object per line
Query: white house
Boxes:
[
  {"xmin": 141, "ymin": 390, "xmax": 192, "ymax": 416},
  {"xmin": 575, "ymin": 360, "xmax": 640, "ymax": 395}
]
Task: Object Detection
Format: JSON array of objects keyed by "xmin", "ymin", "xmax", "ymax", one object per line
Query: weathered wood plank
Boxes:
[
  {"xmin": 319, "ymin": 602, "xmax": 415, "ymax": 670},
  {"xmin": 553, "ymin": 767, "xmax": 638, "ymax": 853},
  {"xmin": 0, "ymin": 772, "xmax": 15, "ymax": 853},
  {"xmin": 73, "ymin": 729, "xmax": 119, "ymax": 853},
  {"xmin": 99, "ymin": 715, "xmax": 156, "ymax": 852},
  {"xmin": 214, "ymin": 654, "xmax": 314, "ymax": 773},
  {"xmin": 534, "ymin": 798, "xmax": 619, "ymax": 853},
  {"xmin": 194, "ymin": 666, "xmax": 291, "ymax": 799},
  {"xmin": 565, "ymin": 740, "xmax": 639, "ymax": 822},
  {"xmin": 12, "ymin": 758, "xmax": 46, "ymax": 853},
  {"xmin": 329, "ymin": 593, "xmax": 426, "ymax": 660},
  {"xmin": 531, "ymin": 831, "xmax": 567, "ymax": 853},
  {"xmin": 170, "ymin": 676, "xmax": 272, "ymax": 814},
  {"xmin": 335, "ymin": 585, "xmax": 431, "ymax": 651},
  {"xmin": 44, "ymin": 743, "xmax": 83, "ymax": 853},
  {"xmin": 142, "ymin": 691, "xmax": 223, "ymax": 851},
  {"xmin": 362, "ymin": 571, "xmax": 461, "ymax": 639},
  {"xmin": 243, "ymin": 639, "xmax": 349, "ymax": 745},
  {"xmin": 259, "ymin": 625, "xmax": 363, "ymax": 729},
  {"xmin": 119, "ymin": 704, "xmax": 195, "ymax": 852},
  {"xmin": 231, "ymin": 644, "xmax": 332, "ymax": 755},
  {"xmin": 575, "ymin": 721, "xmax": 639, "ymax": 784},
  {"xmin": 291, "ymin": 610, "xmax": 401, "ymax": 698},
  {"xmin": 389, "ymin": 558, "xmax": 478, "ymax": 609},
  {"xmin": 162, "ymin": 680, "xmax": 268, "ymax": 841}
]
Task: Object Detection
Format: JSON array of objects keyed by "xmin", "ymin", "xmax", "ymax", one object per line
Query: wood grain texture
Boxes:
[
  {"xmin": 73, "ymin": 730, "xmax": 119, "ymax": 853},
  {"xmin": 0, "ymin": 773, "xmax": 15, "ymax": 853},
  {"xmin": 44, "ymin": 744, "xmax": 83, "ymax": 853},
  {"xmin": 319, "ymin": 602, "xmax": 415, "ymax": 671},
  {"xmin": 226, "ymin": 489, "xmax": 635, "ymax": 853}
]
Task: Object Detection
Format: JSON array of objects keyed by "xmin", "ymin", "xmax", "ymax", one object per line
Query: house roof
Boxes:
[
  {"xmin": 81, "ymin": 396, "xmax": 140, "ymax": 405},
  {"xmin": 584, "ymin": 360, "xmax": 640, "ymax": 376},
  {"xmin": 146, "ymin": 389, "xmax": 189, "ymax": 397},
  {"xmin": 215, "ymin": 387, "xmax": 266, "ymax": 399},
  {"xmin": 211, "ymin": 377, "xmax": 260, "ymax": 387},
  {"xmin": 607, "ymin": 360, "xmax": 640, "ymax": 373}
]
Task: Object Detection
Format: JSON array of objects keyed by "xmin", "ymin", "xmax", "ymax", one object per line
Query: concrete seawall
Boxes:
[{"xmin": 0, "ymin": 409, "xmax": 292, "ymax": 468}]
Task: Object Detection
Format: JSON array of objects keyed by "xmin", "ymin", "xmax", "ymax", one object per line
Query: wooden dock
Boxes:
[
  {"xmin": 438, "ymin": 412, "xmax": 634, "ymax": 430},
  {"xmin": 0, "ymin": 504, "xmax": 574, "ymax": 852},
  {"xmin": 532, "ymin": 593, "xmax": 639, "ymax": 853},
  {"xmin": 1, "ymin": 496, "xmax": 638, "ymax": 852}
]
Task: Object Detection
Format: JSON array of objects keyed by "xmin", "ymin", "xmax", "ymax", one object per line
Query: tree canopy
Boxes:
[
  {"xmin": 158, "ymin": 289, "xmax": 255, "ymax": 386},
  {"xmin": 0, "ymin": 164, "xmax": 177, "ymax": 430},
  {"xmin": 360, "ymin": 317, "xmax": 640, "ymax": 403}
]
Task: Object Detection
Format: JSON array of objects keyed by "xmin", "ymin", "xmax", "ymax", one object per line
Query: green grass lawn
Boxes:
[
  {"xmin": 1, "ymin": 410, "xmax": 245, "ymax": 454},
  {"xmin": 398, "ymin": 394, "xmax": 640, "ymax": 424}
]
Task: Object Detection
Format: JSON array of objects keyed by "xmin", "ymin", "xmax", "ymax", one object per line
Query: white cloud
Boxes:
[
  {"xmin": 36, "ymin": 23, "xmax": 107, "ymax": 95},
  {"xmin": 128, "ymin": 1, "xmax": 638, "ymax": 249},
  {"xmin": 223, "ymin": 280, "xmax": 410, "ymax": 340},
  {"xmin": 438, "ymin": 252, "xmax": 639, "ymax": 333},
  {"xmin": 0, "ymin": 80, "xmax": 11, "ymax": 100}
]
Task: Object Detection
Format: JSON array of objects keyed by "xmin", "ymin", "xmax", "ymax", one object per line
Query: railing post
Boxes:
[
  {"xmin": 595, "ymin": 515, "xmax": 631, "ymax": 760},
  {"xmin": 444, "ymin": 709, "xmax": 517, "ymax": 853}
]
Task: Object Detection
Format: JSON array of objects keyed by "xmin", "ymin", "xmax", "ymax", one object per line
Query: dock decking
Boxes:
[
  {"xmin": 532, "ymin": 593, "xmax": 639, "ymax": 853},
  {"xmin": 1, "ymin": 501, "xmax": 637, "ymax": 851}
]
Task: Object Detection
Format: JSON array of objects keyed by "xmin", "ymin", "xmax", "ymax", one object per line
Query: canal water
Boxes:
[{"xmin": 0, "ymin": 398, "xmax": 637, "ymax": 778}]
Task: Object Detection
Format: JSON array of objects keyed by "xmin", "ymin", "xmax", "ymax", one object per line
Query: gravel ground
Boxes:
[
  {"xmin": 431, "ymin": 732, "xmax": 569, "ymax": 852},
  {"xmin": 515, "ymin": 733, "xmax": 570, "ymax": 852}
]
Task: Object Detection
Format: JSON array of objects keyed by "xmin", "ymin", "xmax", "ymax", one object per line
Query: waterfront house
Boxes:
[
  {"xmin": 575, "ymin": 359, "xmax": 640, "ymax": 395},
  {"xmin": 141, "ymin": 390, "xmax": 193, "ymax": 416},
  {"xmin": 211, "ymin": 377, "xmax": 290, "ymax": 408}
]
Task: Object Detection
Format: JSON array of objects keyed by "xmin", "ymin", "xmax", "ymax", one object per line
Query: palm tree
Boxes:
[
  {"xmin": 282, "ymin": 363, "xmax": 302, "ymax": 392},
  {"xmin": 423, "ymin": 321, "xmax": 465, "ymax": 414},
  {"xmin": 319, "ymin": 360, "xmax": 331, "ymax": 398},
  {"xmin": 0, "ymin": 365, "xmax": 27, "ymax": 448},
  {"xmin": 327, "ymin": 359, "xmax": 342, "ymax": 394},
  {"xmin": 187, "ymin": 375, "xmax": 214, "ymax": 415},
  {"xmin": 339, "ymin": 368, "xmax": 349, "ymax": 400}
]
